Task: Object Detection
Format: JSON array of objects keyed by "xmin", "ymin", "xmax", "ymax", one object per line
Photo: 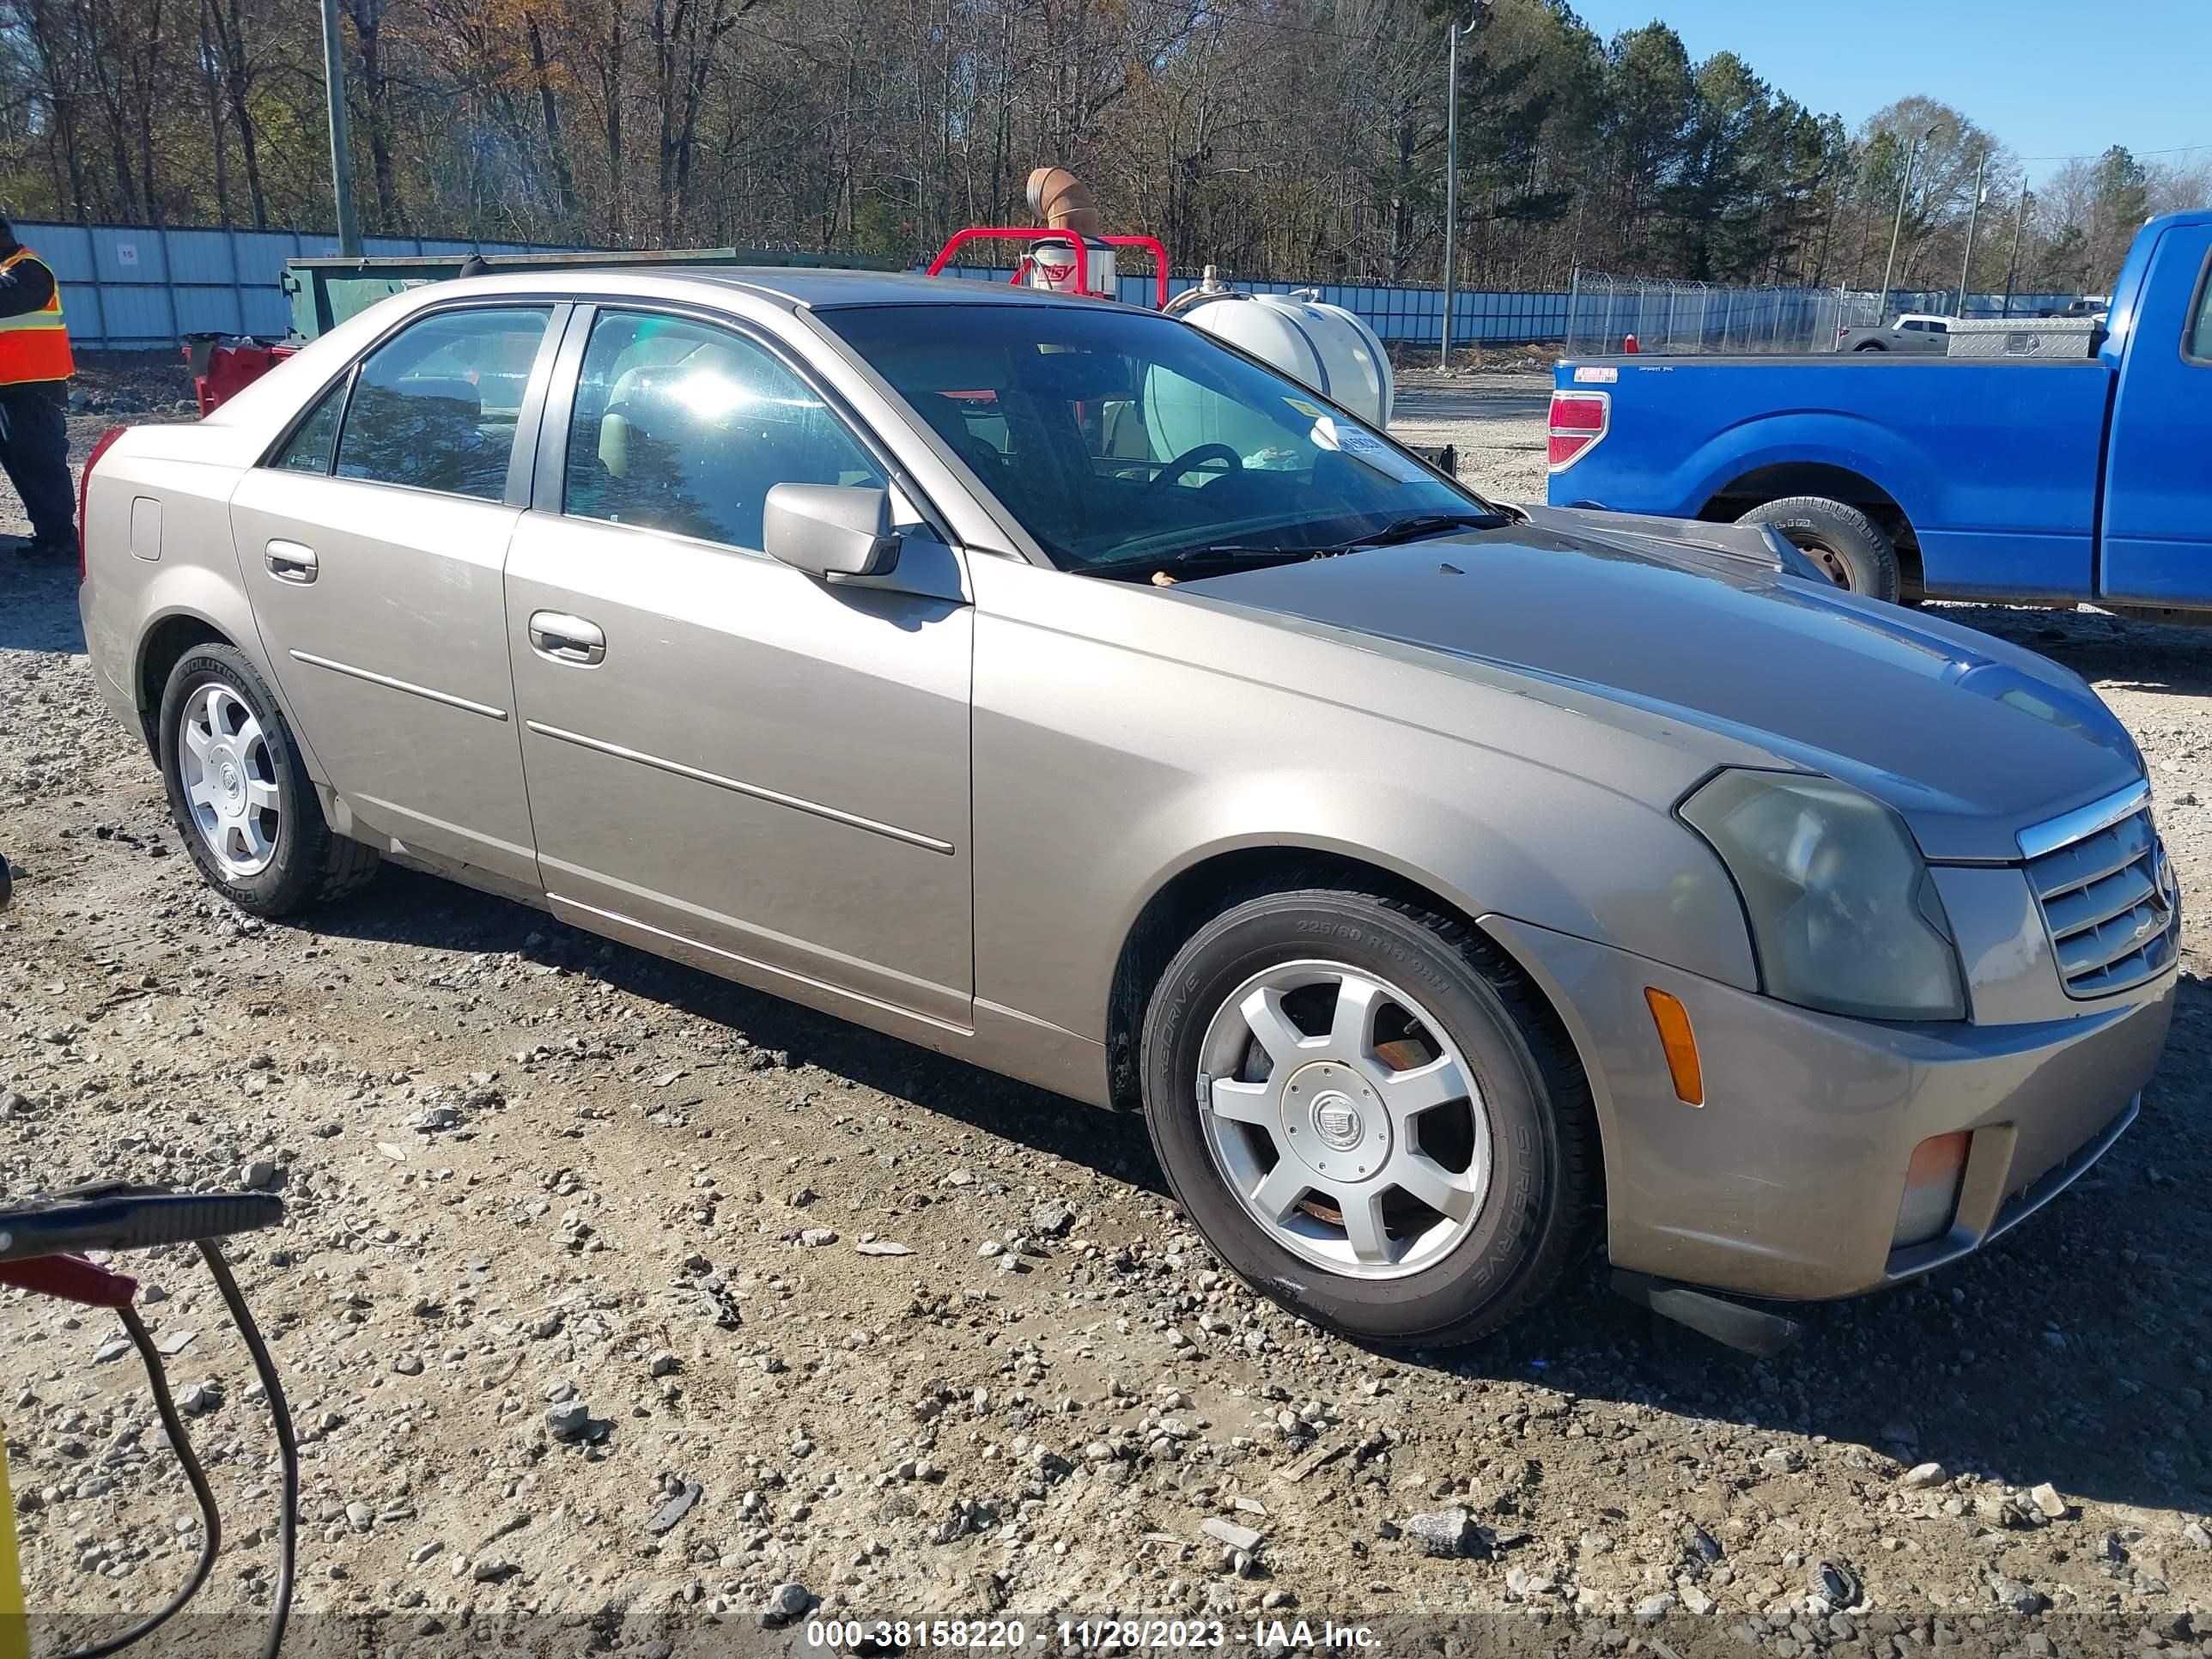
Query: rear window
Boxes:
[
  {"xmin": 2188, "ymin": 256, "xmax": 2212, "ymax": 362},
  {"xmin": 332, "ymin": 306, "xmax": 552, "ymax": 501}
]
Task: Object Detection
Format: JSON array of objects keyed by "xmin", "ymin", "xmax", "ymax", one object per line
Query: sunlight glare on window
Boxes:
[{"xmin": 672, "ymin": 371, "xmax": 751, "ymax": 420}]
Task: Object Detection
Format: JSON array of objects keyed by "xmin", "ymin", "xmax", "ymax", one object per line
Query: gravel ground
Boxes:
[
  {"xmin": 1393, "ymin": 368, "xmax": 1554, "ymax": 503},
  {"xmin": 0, "ymin": 363, "xmax": 2208, "ymax": 1657}
]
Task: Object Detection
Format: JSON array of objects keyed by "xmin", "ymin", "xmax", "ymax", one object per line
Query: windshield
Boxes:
[{"xmin": 822, "ymin": 302, "xmax": 1497, "ymax": 573}]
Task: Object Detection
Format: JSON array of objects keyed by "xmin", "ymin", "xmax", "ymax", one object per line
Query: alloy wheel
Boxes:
[
  {"xmin": 1197, "ymin": 959, "xmax": 1491, "ymax": 1279},
  {"xmin": 178, "ymin": 683, "xmax": 283, "ymax": 878}
]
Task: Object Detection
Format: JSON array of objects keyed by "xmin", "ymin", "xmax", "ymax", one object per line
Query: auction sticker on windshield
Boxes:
[{"xmin": 1310, "ymin": 415, "xmax": 1428, "ymax": 482}]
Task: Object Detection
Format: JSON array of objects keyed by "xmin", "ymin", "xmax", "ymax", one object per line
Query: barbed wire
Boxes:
[{"xmin": 2016, "ymin": 141, "xmax": 2212, "ymax": 163}]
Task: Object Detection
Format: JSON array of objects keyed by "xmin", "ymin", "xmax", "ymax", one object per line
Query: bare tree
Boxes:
[{"xmin": 0, "ymin": 0, "xmax": 2154, "ymax": 307}]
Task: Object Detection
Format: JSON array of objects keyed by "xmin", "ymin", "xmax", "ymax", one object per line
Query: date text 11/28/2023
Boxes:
[{"xmin": 802, "ymin": 1618, "xmax": 1382, "ymax": 1650}]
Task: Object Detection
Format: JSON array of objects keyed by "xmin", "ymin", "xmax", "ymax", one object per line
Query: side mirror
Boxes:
[{"xmin": 763, "ymin": 483, "xmax": 901, "ymax": 580}]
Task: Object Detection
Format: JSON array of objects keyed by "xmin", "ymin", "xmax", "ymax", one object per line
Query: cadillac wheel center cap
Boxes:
[
  {"xmin": 1281, "ymin": 1059, "xmax": 1392, "ymax": 1181},
  {"xmin": 1312, "ymin": 1091, "xmax": 1363, "ymax": 1151}
]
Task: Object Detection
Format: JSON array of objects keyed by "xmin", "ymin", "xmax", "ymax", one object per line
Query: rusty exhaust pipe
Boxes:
[{"xmin": 1026, "ymin": 166, "xmax": 1100, "ymax": 236}]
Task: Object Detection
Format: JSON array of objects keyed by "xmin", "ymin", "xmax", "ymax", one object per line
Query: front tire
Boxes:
[
  {"xmin": 157, "ymin": 644, "xmax": 379, "ymax": 917},
  {"xmin": 1139, "ymin": 888, "xmax": 1598, "ymax": 1347}
]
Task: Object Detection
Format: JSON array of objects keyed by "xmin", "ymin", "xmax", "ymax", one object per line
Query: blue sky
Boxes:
[{"xmin": 1568, "ymin": 0, "xmax": 2212, "ymax": 181}]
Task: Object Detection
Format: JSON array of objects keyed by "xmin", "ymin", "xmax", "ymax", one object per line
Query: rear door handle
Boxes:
[
  {"xmin": 528, "ymin": 611, "xmax": 605, "ymax": 666},
  {"xmin": 264, "ymin": 540, "xmax": 318, "ymax": 584}
]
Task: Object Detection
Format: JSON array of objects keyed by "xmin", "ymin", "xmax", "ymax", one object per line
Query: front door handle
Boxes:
[
  {"xmin": 264, "ymin": 540, "xmax": 318, "ymax": 584},
  {"xmin": 528, "ymin": 611, "xmax": 605, "ymax": 665}
]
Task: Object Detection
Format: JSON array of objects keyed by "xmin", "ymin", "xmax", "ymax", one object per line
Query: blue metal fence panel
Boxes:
[
  {"xmin": 13, "ymin": 220, "xmax": 598, "ymax": 349},
  {"xmin": 15, "ymin": 219, "xmax": 2094, "ymax": 352}
]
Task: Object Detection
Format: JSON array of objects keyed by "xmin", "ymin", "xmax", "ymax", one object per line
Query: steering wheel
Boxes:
[{"xmin": 1146, "ymin": 442, "xmax": 1243, "ymax": 495}]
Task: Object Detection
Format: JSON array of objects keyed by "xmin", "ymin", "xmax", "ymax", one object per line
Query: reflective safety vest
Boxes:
[{"xmin": 0, "ymin": 248, "xmax": 73, "ymax": 386}]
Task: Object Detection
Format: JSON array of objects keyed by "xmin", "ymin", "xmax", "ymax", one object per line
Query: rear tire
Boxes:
[
  {"xmin": 1139, "ymin": 887, "xmax": 1598, "ymax": 1348},
  {"xmin": 1737, "ymin": 495, "xmax": 1902, "ymax": 602},
  {"xmin": 1853, "ymin": 340, "xmax": 1887, "ymax": 352},
  {"xmin": 157, "ymin": 644, "xmax": 379, "ymax": 918}
]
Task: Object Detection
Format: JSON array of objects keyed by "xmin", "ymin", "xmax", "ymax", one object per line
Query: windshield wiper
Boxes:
[
  {"xmin": 1088, "ymin": 543, "xmax": 1333, "ymax": 580},
  {"xmin": 1168, "ymin": 511, "xmax": 1505, "ymax": 566},
  {"xmin": 1349, "ymin": 510, "xmax": 1512, "ymax": 547},
  {"xmin": 1090, "ymin": 509, "xmax": 1511, "ymax": 582}
]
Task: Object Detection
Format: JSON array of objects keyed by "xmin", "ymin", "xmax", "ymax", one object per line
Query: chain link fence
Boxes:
[
  {"xmin": 1562, "ymin": 272, "xmax": 2095, "ymax": 357},
  {"xmin": 1564, "ymin": 272, "xmax": 1889, "ymax": 356}
]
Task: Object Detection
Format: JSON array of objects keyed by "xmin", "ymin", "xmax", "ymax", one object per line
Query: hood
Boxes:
[{"xmin": 1184, "ymin": 524, "xmax": 2142, "ymax": 863}]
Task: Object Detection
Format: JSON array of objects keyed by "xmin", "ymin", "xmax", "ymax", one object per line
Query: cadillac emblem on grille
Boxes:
[{"xmin": 2022, "ymin": 797, "xmax": 2177, "ymax": 999}]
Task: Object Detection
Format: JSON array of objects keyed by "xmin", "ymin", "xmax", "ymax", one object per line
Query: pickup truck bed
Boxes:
[
  {"xmin": 1547, "ymin": 209, "xmax": 2212, "ymax": 610},
  {"xmin": 1550, "ymin": 356, "xmax": 2112, "ymax": 603}
]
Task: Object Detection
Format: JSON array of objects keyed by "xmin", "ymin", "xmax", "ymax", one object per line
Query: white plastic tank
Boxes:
[{"xmin": 1176, "ymin": 284, "xmax": 1394, "ymax": 429}]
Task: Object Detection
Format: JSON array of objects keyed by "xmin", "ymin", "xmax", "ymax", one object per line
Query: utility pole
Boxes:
[
  {"xmin": 1956, "ymin": 155, "xmax": 1988, "ymax": 316},
  {"xmin": 320, "ymin": 0, "xmax": 361, "ymax": 256},
  {"xmin": 2002, "ymin": 182, "xmax": 2032, "ymax": 318},
  {"xmin": 1878, "ymin": 126, "xmax": 1934, "ymax": 319},
  {"xmin": 1439, "ymin": 10, "xmax": 1479, "ymax": 368}
]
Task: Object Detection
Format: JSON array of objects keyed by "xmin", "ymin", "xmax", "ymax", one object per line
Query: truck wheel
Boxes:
[
  {"xmin": 1738, "ymin": 496, "xmax": 1901, "ymax": 602},
  {"xmin": 1853, "ymin": 340, "xmax": 1887, "ymax": 352},
  {"xmin": 1139, "ymin": 887, "xmax": 1599, "ymax": 1348},
  {"xmin": 157, "ymin": 644, "xmax": 380, "ymax": 918}
]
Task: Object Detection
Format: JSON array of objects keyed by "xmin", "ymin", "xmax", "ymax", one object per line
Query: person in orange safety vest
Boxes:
[{"xmin": 0, "ymin": 211, "xmax": 78, "ymax": 562}]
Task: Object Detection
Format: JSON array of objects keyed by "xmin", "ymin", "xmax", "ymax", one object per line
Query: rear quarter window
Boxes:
[
  {"xmin": 268, "ymin": 379, "xmax": 346, "ymax": 474},
  {"xmin": 2187, "ymin": 254, "xmax": 2212, "ymax": 364}
]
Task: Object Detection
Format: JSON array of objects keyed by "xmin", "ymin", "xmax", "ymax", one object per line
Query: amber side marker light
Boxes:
[
  {"xmin": 1643, "ymin": 988, "xmax": 1704, "ymax": 1106},
  {"xmin": 1894, "ymin": 1131, "xmax": 1972, "ymax": 1249}
]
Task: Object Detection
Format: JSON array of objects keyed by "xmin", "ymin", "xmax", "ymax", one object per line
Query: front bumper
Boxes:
[{"xmin": 1483, "ymin": 913, "xmax": 2172, "ymax": 1302}]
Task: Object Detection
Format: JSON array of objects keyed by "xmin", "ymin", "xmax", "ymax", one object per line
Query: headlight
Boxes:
[{"xmin": 1680, "ymin": 770, "xmax": 1965, "ymax": 1022}]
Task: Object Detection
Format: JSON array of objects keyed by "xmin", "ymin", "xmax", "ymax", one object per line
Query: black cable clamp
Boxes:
[{"xmin": 0, "ymin": 1182, "xmax": 298, "ymax": 1659}]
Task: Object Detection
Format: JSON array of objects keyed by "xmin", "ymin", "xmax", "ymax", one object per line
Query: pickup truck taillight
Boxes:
[
  {"xmin": 1547, "ymin": 391, "xmax": 1609, "ymax": 471},
  {"xmin": 76, "ymin": 425, "xmax": 127, "ymax": 584}
]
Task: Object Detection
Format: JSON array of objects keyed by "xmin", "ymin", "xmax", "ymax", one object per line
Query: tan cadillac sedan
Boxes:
[{"xmin": 78, "ymin": 270, "xmax": 2174, "ymax": 1349}]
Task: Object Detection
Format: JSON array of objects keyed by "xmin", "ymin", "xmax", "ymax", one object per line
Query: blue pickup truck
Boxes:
[{"xmin": 1547, "ymin": 209, "xmax": 2211, "ymax": 612}]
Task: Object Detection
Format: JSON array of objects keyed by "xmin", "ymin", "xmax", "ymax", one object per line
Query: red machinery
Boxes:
[
  {"xmin": 927, "ymin": 167, "xmax": 1170, "ymax": 308},
  {"xmin": 181, "ymin": 333, "xmax": 296, "ymax": 417}
]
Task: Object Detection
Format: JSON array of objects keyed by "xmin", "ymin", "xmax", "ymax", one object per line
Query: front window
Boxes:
[
  {"xmin": 562, "ymin": 310, "xmax": 884, "ymax": 551},
  {"xmin": 822, "ymin": 302, "xmax": 1498, "ymax": 574}
]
